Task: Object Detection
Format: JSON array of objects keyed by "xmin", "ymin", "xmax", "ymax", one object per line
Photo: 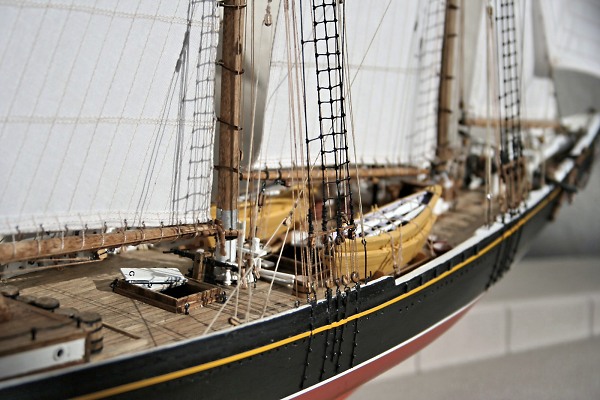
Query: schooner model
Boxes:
[{"xmin": 0, "ymin": 0, "xmax": 598, "ymax": 399}]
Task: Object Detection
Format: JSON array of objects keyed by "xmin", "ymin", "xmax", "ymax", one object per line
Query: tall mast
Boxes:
[
  {"xmin": 217, "ymin": 0, "xmax": 245, "ymax": 235},
  {"xmin": 436, "ymin": 0, "xmax": 459, "ymax": 163}
]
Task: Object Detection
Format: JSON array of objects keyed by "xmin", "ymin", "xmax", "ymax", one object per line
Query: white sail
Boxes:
[
  {"xmin": 467, "ymin": 0, "xmax": 558, "ymax": 122},
  {"xmin": 255, "ymin": 1, "xmax": 446, "ymax": 170},
  {"xmin": 0, "ymin": 0, "xmax": 219, "ymax": 236},
  {"xmin": 538, "ymin": 0, "xmax": 600, "ymax": 116},
  {"xmin": 468, "ymin": 0, "xmax": 600, "ymax": 121},
  {"xmin": 539, "ymin": 0, "xmax": 600, "ymax": 79}
]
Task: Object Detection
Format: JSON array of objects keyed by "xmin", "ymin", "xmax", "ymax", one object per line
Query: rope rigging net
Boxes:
[{"xmin": 302, "ymin": 0, "xmax": 355, "ymax": 245}]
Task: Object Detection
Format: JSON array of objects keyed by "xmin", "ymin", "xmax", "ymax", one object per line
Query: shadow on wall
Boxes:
[{"xmin": 527, "ymin": 159, "xmax": 600, "ymax": 257}]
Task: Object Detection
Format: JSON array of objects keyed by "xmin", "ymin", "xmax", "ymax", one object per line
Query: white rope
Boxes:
[
  {"xmin": 261, "ymin": 222, "xmax": 291, "ymax": 318},
  {"xmin": 202, "ymin": 261, "xmax": 258, "ymax": 335},
  {"xmin": 485, "ymin": 4, "xmax": 494, "ymax": 224}
]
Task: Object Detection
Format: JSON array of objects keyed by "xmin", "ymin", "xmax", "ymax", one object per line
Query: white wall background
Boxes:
[{"xmin": 527, "ymin": 158, "xmax": 600, "ymax": 257}]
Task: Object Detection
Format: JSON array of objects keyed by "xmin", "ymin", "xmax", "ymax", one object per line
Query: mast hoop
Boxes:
[
  {"xmin": 218, "ymin": 1, "xmax": 247, "ymax": 9},
  {"xmin": 216, "ymin": 116, "xmax": 243, "ymax": 131},
  {"xmin": 216, "ymin": 60, "xmax": 244, "ymax": 75},
  {"xmin": 213, "ymin": 165, "xmax": 241, "ymax": 175}
]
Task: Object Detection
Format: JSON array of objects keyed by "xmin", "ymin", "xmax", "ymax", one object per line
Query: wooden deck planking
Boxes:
[
  {"xmin": 432, "ymin": 189, "xmax": 490, "ymax": 246},
  {"xmin": 3, "ymin": 189, "xmax": 492, "ymax": 373}
]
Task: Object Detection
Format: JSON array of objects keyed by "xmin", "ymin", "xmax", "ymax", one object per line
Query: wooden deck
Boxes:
[
  {"xmin": 5, "ymin": 250, "xmax": 300, "ymax": 363},
  {"xmin": 1, "ymin": 189, "xmax": 489, "ymax": 374},
  {"xmin": 432, "ymin": 189, "xmax": 491, "ymax": 246}
]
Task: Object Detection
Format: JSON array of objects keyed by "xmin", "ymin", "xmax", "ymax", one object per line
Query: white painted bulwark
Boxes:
[{"xmin": 0, "ymin": 338, "xmax": 86, "ymax": 380}]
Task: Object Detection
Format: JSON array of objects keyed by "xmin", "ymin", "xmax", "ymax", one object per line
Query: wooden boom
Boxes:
[
  {"xmin": 241, "ymin": 166, "xmax": 427, "ymax": 182},
  {"xmin": 0, "ymin": 224, "xmax": 234, "ymax": 264},
  {"xmin": 463, "ymin": 118, "xmax": 562, "ymax": 129}
]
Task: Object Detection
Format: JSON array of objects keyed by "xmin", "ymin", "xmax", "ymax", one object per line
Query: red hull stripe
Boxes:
[{"xmin": 288, "ymin": 296, "xmax": 481, "ymax": 400}]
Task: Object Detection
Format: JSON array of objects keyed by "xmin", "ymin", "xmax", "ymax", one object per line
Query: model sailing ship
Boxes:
[{"xmin": 0, "ymin": 0, "xmax": 598, "ymax": 398}]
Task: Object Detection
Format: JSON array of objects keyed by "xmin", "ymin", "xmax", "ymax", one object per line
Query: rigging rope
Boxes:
[
  {"xmin": 303, "ymin": 0, "xmax": 355, "ymax": 244},
  {"xmin": 494, "ymin": 0, "xmax": 525, "ymax": 211},
  {"xmin": 341, "ymin": 3, "xmax": 367, "ymax": 279},
  {"xmin": 404, "ymin": 1, "xmax": 447, "ymax": 167}
]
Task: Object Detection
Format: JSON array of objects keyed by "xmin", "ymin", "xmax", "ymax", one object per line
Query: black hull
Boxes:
[{"xmin": 0, "ymin": 184, "xmax": 563, "ymax": 400}]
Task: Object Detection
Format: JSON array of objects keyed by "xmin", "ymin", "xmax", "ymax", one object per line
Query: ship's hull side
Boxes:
[
  {"xmin": 291, "ymin": 294, "xmax": 479, "ymax": 400},
  {"xmin": 0, "ymin": 182, "xmax": 562, "ymax": 400}
]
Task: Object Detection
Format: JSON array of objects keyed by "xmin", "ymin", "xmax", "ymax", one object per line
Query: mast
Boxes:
[
  {"xmin": 217, "ymin": 0, "xmax": 245, "ymax": 237},
  {"xmin": 436, "ymin": 0, "xmax": 459, "ymax": 164}
]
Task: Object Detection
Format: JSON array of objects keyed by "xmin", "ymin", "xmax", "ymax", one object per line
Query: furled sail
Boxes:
[
  {"xmin": 0, "ymin": 1, "xmax": 219, "ymax": 236},
  {"xmin": 254, "ymin": 1, "xmax": 447, "ymax": 170}
]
